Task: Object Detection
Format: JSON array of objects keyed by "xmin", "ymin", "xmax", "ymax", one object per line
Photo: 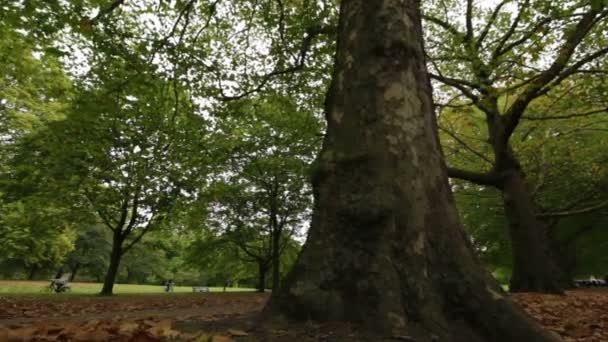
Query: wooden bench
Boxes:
[{"xmin": 192, "ymin": 286, "xmax": 210, "ymax": 292}]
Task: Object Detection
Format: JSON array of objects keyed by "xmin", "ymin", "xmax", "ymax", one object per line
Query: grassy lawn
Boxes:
[{"xmin": 0, "ymin": 280, "xmax": 254, "ymax": 296}]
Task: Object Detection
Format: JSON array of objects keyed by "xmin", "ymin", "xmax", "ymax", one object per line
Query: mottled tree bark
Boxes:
[
  {"xmin": 483, "ymin": 131, "xmax": 565, "ymax": 293},
  {"xmin": 270, "ymin": 1, "xmax": 559, "ymax": 340}
]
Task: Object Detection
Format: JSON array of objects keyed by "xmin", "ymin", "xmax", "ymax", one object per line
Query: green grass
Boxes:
[{"xmin": 0, "ymin": 280, "xmax": 254, "ymax": 296}]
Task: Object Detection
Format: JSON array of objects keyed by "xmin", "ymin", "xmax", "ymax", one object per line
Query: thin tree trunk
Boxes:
[
  {"xmin": 551, "ymin": 239, "xmax": 577, "ymax": 287},
  {"xmin": 270, "ymin": 183, "xmax": 281, "ymax": 291},
  {"xmin": 548, "ymin": 222, "xmax": 580, "ymax": 288},
  {"xmin": 100, "ymin": 232, "xmax": 123, "ymax": 296},
  {"xmin": 54, "ymin": 268, "xmax": 64, "ymax": 279},
  {"xmin": 502, "ymin": 171, "xmax": 564, "ymax": 293},
  {"xmin": 271, "ymin": 226, "xmax": 281, "ymax": 291},
  {"xmin": 69, "ymin": 263, "xmax": 80, "ymax": 282},
  {"xmin": 269, "ymin": 1, "xmax": 558, "ymax": 340},
  {"xmin": 27, "ymin": 265, "xmax": 38, "ymax": 280},
  {"xmin": 258, "ymin": 262, "xmax": 267, "ymax": 293}
]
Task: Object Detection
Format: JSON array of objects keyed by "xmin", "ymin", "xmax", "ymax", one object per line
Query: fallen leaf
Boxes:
[
  {"xmin": 7, "ymin": 326, "xmax": 38, "ymax": 342},
  {"xmin": 567, "ymin": 326, "xmax": 593, "ymax": 338},
  {"xmin": 194, "ymin": 334, "xmax": 213, "ymax": 342},
  {"xmin": 227, "ymin": 329, "xmax": 248, "ymax": 336},
  {"xmin": 146, "ymin": 319, "xmax": 180, "ymax": 339},
  {"xmin": 211, "ymin": 335, "xmax": 233, "ymax": 342},
  {"xmin": 72, "ymin": 329, "xmax": 113, "ymax": 342},
  {"xmin": 118, "ymin": 322, "xmax": 141, "ymax": 335}
]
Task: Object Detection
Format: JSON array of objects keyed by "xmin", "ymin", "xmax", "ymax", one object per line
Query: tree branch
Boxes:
[
  {"xmin": 475, "ymin": 0, "xmax": 510, "ymax": 49},
  {"xmin": 446, "ymin": 167, "xmax": 503, "ymax": 187},
  {"xmin": 523, "ymin": 107, "xmax": 607, "ymax": 121},
  {"xmin": 439, "ymin": 125, "xmax": 493, "ymax": 165},
  {"xmin": 537, "ymin": 200, "xmax": 608, "ymax": 219},
  {"xmin": 429, "ymin": 73, "xmax": 480, "ymax": 103},
  {"xmin": 492, "ymin": 17, "xmax": 552, "ymax": 64},
  {"xmin": 538, "ymin": 46, "xmax": 608, "ymax": 96},
  {"xmin": 422, "ymin": 15, "xmax": 463, "ymax": 37},
  {"xmin": 89, "ymin": 0, "xmax": 126, "ymax": 25},
  {"xmin": 491, "ymin": 0, "xmax": 529, "ymax": 62},
  {"xmin": 219, "ymin": 25, "xmax": 336, "ymax": 101},
  {"xmin": 501, "ymin": 5, "xmax": 605, "ymax": 142},
  {"xmin": 465, "ymin": 0, "xmax": 474, "ymax": 42}
]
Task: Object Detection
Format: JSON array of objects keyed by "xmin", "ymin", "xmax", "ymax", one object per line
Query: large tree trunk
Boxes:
[
  {"xmin": 100, "ymin": 233, "xmax": 123, "ymax": 296},
  {"xmin": 502, "ymin": 170, "xmax": 564, "ymax": 293},
  {"xmin": 269, "ymin": 1, "xmax": 558, "ymax": 341}
]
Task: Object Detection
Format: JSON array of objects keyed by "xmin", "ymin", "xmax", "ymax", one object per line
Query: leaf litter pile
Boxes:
[
  {"xmin": 0, "ymin": 292, "xmax": 267, "ymax": 341},
  {"xmin": 0, "ymin": 289, "xmax": 607, "ymax": 341},
  {"xmin": 512, "ymin": 289, "xmax": 608, "ymax": 342}
]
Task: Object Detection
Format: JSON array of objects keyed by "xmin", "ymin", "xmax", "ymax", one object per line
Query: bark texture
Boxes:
[
  {"xmin": 270, "ymin": 1, "xmax": 559, "ymax": 341},
  {"xmin": 483, "ymin": 115, "xmax": 565, "ymax": 293}
]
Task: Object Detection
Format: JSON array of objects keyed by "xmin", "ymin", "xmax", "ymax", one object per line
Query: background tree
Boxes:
[
  {"xmin": 445, "ymin": 105, "xmax": 608, "ymax": 283},
  {"xmin": 201, "ymin": 95, "xmax": 319, "ymax": 291},
  {"xmin": 36, "ymin": 55, "xmax": 212, "ymax": 294},
  {"xmin": 424, "ymin": 0, "xmax": 608, "ymax": 292},
  {"xmin": 63, "ymin": 223, "xmax": 112, "ymax": 282}
]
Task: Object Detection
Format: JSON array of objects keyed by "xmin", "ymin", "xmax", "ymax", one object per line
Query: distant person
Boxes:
[{"xmin": 165, "ymin": 279, "xmax": 174, "ymax": 292}]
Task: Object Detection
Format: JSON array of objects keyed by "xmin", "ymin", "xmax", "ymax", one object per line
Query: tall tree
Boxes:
[
  {"xmin": 271, "ymin": 1, "xmax": 557, "ymax": 340},
  {"xmin": 424, "ymin": 0, "xmax": 608, "ymax": 292},
  {"xmin": 203, "ymin": 96, "xmax": 317, "ymax": 291},
  {"xmin": 41, "ymin": 60, "xmax": 210, "ymax": 294},
  {"xmin": 446, "ymin": 107, "xmax": 608, "ymax": 283}
]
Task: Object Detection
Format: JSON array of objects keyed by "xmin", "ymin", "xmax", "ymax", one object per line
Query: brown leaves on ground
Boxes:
[
  {"xmin": 0, "ymin": 292, "xmax": 268, "ymax": 342},
  {"xmin": 2, "ymin": 290, "xmax": 608, "ymax": 341},
  {"xmin": 0, "ymin": 293, "xmax": 267, "ymax": 322},
  {"xmin": 513, "ymin": 289, "xmax": 608, "ymax": 342},
  {"xmin": 0, "ymin": 317, "xmax": 231, "ymax": 341}
]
